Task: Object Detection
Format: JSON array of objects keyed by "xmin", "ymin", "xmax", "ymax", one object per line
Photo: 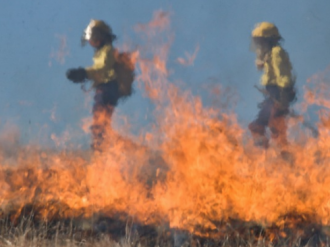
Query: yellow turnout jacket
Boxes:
[
  {"xmin": 85, "ymin": 43, "xmax": 116, "ymax": 87},
  {"xmin": 260, "ymin": 45, "xmax": 294, "ymax": 88}
]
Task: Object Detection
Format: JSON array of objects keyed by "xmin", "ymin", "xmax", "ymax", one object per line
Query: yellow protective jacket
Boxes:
[
  {"xmin": 260, "ymin": 45, "xmax": 294, "ymax": 88},
  {"xmin": 85, "ymin": 43, "xmax": 116, "ymax": 87}
]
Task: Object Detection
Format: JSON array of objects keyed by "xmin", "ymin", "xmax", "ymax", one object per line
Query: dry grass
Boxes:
[{"xmin": 0, "ymin": 215, "xmax": 328, "ymax": 247}]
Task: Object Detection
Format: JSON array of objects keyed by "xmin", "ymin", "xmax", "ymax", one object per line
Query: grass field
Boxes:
[{"xmin": 0, "ymin": 212, "xmax": 328, "ymax": 247}]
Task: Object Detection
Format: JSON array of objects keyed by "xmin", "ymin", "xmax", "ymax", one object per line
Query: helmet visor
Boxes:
[{"xmin": 81, "ymin": 20, "xmax": 96, "ymax": 46}]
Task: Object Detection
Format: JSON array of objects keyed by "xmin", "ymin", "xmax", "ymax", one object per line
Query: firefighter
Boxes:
[
  {"xmin": 66, "ymin": 19, "xmax": 122, "ymax": 152},
  {"xmin": 248, "ymin": 22, "xmax": 296, "ymax": 148}
]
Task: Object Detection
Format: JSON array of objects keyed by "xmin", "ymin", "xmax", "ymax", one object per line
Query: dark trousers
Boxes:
[
  {"xmin": 249, "ymin": 97, "xmax": 289, "ymax": 147},
  {"xmin": 91, "ymin": 81, "xmax": 120, "ymax": 151}
]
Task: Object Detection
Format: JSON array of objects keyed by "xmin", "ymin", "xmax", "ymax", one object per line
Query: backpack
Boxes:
[{"xmin": 113, "ymin": 50, "xmax": 135, "ymax": 97}]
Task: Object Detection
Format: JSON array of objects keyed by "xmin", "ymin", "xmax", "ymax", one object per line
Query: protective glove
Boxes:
[{"xmin": 66, "ymin": 68, "xmax": 87, "ymax": 83}]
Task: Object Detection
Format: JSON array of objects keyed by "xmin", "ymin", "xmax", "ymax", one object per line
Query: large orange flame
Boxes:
[{"xmin": 0, "ymin": 11, "xmax": 329, "ymax": 239}]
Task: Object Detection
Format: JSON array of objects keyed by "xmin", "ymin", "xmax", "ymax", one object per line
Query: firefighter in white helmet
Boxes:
[
  {"xmin": 66, "ymin": 20, "xmax": 134, "ymax": 152},
  {"xmin": 249, "ymin": 22, "xmax": 296, "ymax": 148}
]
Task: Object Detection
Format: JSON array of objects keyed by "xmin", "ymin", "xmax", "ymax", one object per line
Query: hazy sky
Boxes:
[{"xmin": 0, "ymin": 0, "xmax": 329, "ymax": 148}]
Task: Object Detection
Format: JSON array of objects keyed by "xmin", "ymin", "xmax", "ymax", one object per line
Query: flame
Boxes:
[
  {"xmin": 177, "ymin": 45, "xmax": 200, "ymax": 66},
  {"xmin": 1, "ymin": 11, "xmax": 330, "ymax": 240}
]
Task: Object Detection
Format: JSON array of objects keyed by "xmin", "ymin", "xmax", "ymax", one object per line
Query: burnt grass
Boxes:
[{"xmin": 0, "ymin": 203, "xmax": 328, "ymax": 247}]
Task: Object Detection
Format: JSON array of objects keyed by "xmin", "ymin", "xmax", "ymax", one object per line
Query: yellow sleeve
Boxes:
[
  {"xmin": 271, "ymin": 46, "xmax": 293, "ymax": 88},
  {"xmin": 85, "ymin": 45, "xmax": 116, "ymax": 84}
]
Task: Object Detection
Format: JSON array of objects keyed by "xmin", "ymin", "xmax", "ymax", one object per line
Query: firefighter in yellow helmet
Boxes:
[
  {"xmin": 66, "ymin": 20, "xmax": 130, "ymax": 152},
  {"xmin": 249, "ymin": 22, "xmax": 296, "ymax": 148}
]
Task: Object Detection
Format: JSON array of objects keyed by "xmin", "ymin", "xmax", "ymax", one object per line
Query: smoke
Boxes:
[
  {"xmin": 1, "ymin": 6, "xmax": 330, "ymax": 241},
  {"xmin": 49, "ymin": 34, "xmax": 70, "ymax": 66},
  {"xmin": 0, "ymin": 124, "xmax": 20, "ymax": 161}
]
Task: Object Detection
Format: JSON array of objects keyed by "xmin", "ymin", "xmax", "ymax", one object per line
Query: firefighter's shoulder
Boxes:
[
  {"xmin": 271, "ymin": 46, "xmax": 290, "ymax": 62},
  {"xmin": 271, "ymin": 46, "xmax": 292, "ymax": 70}
]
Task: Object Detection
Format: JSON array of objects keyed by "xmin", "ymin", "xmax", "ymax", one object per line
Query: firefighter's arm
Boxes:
[
  {"xmin": 85, "ymin": 46, "xmax": 116, "ymax": 83},
  {"xmin": 271, "ymin": 47, "xmax": 293, "ymax": 108},
  {"xmin": 271, "ymin": 47, "xmax": 293, "ymax": 88}
]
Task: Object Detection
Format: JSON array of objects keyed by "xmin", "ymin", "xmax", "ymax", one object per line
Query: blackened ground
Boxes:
[{"xmin": 0, "ymin": 203, "xmax": 328, "ymax": 247}]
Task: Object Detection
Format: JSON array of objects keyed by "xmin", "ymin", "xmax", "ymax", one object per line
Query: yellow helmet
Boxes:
[
  {"xmin": 82, "ymin": 19, "xmax": 115, "ymax": 45},
  {"xmin": 252, "ymin": 22, "xmax": 281, "ymax": 38},
  {"xmin": 92, "ymin": 20, "xmax": 112, "ymax": 35}
]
